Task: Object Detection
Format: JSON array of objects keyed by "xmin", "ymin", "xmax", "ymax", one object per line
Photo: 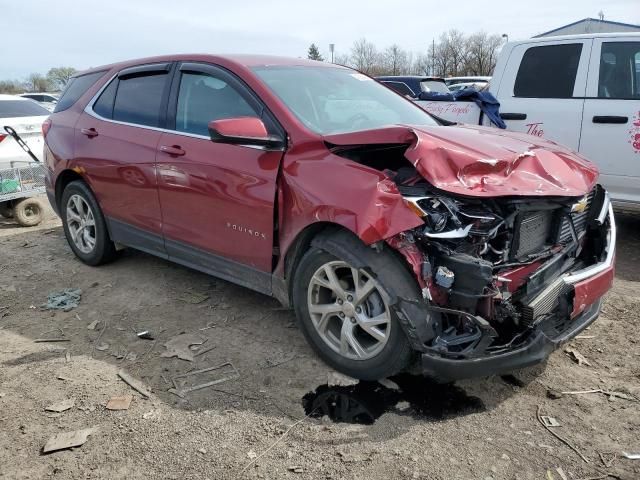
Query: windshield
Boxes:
[
  {"xmin": 0, "ymin": 99, "xmax": 50, "ymax": 118},
  {"xmin": 253, "ymin": 66, "xmax": 438, "ymax": 135}
]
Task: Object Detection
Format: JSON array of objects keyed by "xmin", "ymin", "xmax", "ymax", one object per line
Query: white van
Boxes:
[{"xmin": 417, "ymin": 33, "xmax": 640, "ymax": 211}]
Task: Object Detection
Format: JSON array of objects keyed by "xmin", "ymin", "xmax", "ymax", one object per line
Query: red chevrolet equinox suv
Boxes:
[{"xmin": 43, "ymin": 55, "xmax": 615, "ymax": 381}]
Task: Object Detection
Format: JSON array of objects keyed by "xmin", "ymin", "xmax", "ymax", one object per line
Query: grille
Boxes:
[
  {"xmin": 558, "ymin": 189, "xmax": 595, "ymax": 244},
  {"xmin": 514, "ymin": 211, "xmax": 553, "ymax": 258}
]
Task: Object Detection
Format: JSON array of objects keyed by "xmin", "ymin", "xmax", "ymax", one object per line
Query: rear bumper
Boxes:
[{"xmin": 421, "ymin": 203, "xmax": 615, "ymax": 381}]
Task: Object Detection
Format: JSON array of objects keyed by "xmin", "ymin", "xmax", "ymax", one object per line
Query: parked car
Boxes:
[
  {"xmin": 0, "ymin": 94, "xmax": 49, "ymax": 168},
  {"xmin": 444, "ymin": 76, "xmax": 491, "ymax": 87},
  {"xmin": 19, "ymin": 93, "xmax": 59, "ymax": 112},
  {"xmin": 43, "ymin": 55, "xmax": 615, "ymax": 381},
  {"xmin": 376, "ymin": 76, "xmax": 450, "ymax": 97},
  {"xmin": 418, "ymin": 33, "xmax": 640, "ymax": 212}
]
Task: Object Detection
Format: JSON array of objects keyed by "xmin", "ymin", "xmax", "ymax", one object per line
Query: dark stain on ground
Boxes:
[
  {"xmin": 302, "ymin": 373, "xmax": 484, "ymax": 425},
  {"xmin": 500, "ymin": 374, "xmax": 526, "ymax": 388},
  {"xmin": 3, "ymin": 350, "xmax": 64, "ymax": 366}
]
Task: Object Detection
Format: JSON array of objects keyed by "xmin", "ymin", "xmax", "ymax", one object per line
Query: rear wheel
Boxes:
[
  {"xmin": 14, "ymin": 198, "xmax": 43, "ymax": 226},
  {"xmin": 61, "ymin": 180, "xmax": 116, "ymax": 265},
  {"xmin": 293, "ymin": 231, "xmax": 417, "ymax": 380},
  {"xmin": 0, "ymin": 201, "xmax": 13, "ymax": 219}
]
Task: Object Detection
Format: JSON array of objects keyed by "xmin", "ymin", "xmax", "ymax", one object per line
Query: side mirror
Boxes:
[{"xmin": 208, "ymin": 117, "xmax": 283, "ymax": 149}]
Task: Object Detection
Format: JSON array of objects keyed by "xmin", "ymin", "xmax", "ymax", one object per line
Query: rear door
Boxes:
[
  {"xmin": 580, "ymin": 38, "xmax": 640, "ymax": 207},
  {"xmin": 495, "ymin": 39, "xmax": 592, "ymax": 150},
  {"xmin": 156, "ymin": 62, "xmax": 285, "ymax": 290},
  {"xmin": 74, "ymin": 63, "xmax": 171, "ymax": 255}
]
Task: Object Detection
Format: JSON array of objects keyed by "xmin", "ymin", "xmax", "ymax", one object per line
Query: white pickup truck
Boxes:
[{"xmin": 416, "ymin": 33, "xmax": 640, "ymax": 211}]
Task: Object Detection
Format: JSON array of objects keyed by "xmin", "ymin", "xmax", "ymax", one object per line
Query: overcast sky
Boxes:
[{"xmin": 1, "ymin": 0, "xmax": 638, "ymax": 79}]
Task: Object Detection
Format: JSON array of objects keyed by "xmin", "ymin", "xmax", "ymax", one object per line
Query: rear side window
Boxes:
[
  {"xmin": 54, "ymin": 71, "xmax": 106, "ymax": 112},
  {"xmin": 0, "ymin": 100, "xmax": 50, "ymax": 118},
  {"xmin": 598, "ymin": 42, "xmax": 640, "ymax": 99},
  {"xmin": 514, "ymin": 44, "xmax": 583, "ymax": 98},
  {"xmin": 112, "ymin": 73, "xmax": 168, "ymax": 127}
]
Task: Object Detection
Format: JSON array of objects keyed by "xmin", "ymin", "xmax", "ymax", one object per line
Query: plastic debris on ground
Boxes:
[
  {"xmin": 42, "ymin": 428, "xmax": 96, "ymax": 453},
  {"xmin": 105, "ymin": 395, "xmax": 133, "ymax": 411},
  {"xmin": 42, "ymin": 289, "xmax": 82, "ymax": 311}
]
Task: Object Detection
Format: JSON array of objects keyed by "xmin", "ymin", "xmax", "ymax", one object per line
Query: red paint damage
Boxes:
[
  {"xmin": 323, "ymin": 124, "xmax": 598, "ymax": 197},
  {"xmin": 571, "ymin": 265, "xmax": 615, "ymax": 318}
]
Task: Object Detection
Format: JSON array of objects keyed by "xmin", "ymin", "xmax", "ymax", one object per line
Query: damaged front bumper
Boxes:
[{"xmin": 418, "ymin": 203, "xmax": 616, "ymax": 381}]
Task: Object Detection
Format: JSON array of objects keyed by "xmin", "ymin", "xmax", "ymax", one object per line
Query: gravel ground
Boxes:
[{"xmin": 0, "ymin": 198, "xmax": 638, "ymax": 480}]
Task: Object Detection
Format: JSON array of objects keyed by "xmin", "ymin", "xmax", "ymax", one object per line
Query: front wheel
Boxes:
[{"xmin": 293, "ymin": 232, "xmax": 417, "ymax": 380}]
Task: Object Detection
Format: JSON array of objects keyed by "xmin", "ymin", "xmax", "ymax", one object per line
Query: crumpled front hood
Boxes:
[{"xmin": 323, "ymin": 125, "xmax": 599, "ymax": 197}]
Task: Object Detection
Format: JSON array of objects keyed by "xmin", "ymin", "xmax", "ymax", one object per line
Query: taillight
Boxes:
[
  {"xmin": 0, "ymin": 133, "xmax": 6, "ymax": 143},
  {"xmin": 42, "ymin": 118, "xmax": 52, "ymax": 138}
]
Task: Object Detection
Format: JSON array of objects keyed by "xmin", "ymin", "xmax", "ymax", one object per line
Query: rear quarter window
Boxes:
[
  {"xmin": 514, "ymin": 44, "xmax": 583, "ymax": 98},
  {"xmin": 54, "ymin": 71, "xmax": 106, "ymax": 113}
]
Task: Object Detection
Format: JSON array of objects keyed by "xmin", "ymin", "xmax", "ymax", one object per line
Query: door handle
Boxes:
[
  {"xmin": 159, "ymin": 145, "xmax": 186, "ymax": 156},
  {"xmin": 592, "ymin": 115, "xmax": 628, "ymax": 124},
  {"xmin": 500, "ymin": 113, "xmax": 527, "ymax": 120},
  {"xmin": 80, "ymin": 127, "xmax": 98, "ymax": 138}
]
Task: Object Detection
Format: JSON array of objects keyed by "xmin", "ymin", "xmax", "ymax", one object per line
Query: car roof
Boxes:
[
  {"xmin": 508, "ymin": 31, "xmax": 640, "ymax": 45},
  {"xmin": 74, "ymin": 54, "xmax": 344, "ymax": 78},
  {"xmin": 377, "ymin": 75, "xmax": 445, "ymax": 82}
]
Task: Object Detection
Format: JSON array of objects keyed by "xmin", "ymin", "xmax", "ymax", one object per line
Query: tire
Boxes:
[
  {"xmin": 60, "ymin": 180, "xmax": 117, "ymax": 266},
  {"xmin": 0, "ymin": 202, "xmax": 13, "ymax": 219},
  {"xmin": 14, "ymin": 198, "xmax": 44, "ymax": 227},
  {"xmin": 293, "ymin": 230, "xmax": 418, "ymax": 380}
]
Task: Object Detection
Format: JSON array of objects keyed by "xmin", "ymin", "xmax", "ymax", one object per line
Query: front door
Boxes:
[
  {"xmin": 494, "ymin": 39, "xmax": 592, "ymax": 151},
  {"xmin": 580, "ymin": 38, "xmax": 640, "ymax": 206},
  {"xmin": 156, "ymin": 63, "xmax": 285, "ymax": 292}
]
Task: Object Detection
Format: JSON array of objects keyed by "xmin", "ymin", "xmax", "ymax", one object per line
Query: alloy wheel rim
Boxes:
[
  {"xmin": 307, "ymin": 260, "xmax": 391, "ymax": 361},
  {"xmin": 66, "ymin": 194, "xmax": 96, "ymax": 254}
]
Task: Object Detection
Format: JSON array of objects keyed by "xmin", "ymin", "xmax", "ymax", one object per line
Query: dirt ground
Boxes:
[{"xmin": 0, "ymin": 197, "xmax": 638, "ymax": 480}]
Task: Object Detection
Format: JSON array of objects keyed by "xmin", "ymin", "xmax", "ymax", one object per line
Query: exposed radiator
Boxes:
[
  {"xmin": 515, "ymin": 211, "xmax": 553, "ymax": 258},
  {"xmin": 521, "ymin": 279, "xmax": 568, "ymax": 325}
]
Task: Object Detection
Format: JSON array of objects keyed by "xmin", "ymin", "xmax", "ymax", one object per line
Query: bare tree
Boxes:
[
  {"xmin": 382, "ymin": 44, "xmax": 410, "ymax": 75},
  {"xmin": 349, "ymin": 38, "xmax": 379, "ymax": 74},
  {"xmin": 26, "ymin": 73, "xmax": 50, "ymax": 92},
  {"xmin": 466, "ymin": 32, "xmax": 502, "ymax": 75},
  {"xmin": 47, "ymin": 67, "xmax": 77, "ymax": 90}
]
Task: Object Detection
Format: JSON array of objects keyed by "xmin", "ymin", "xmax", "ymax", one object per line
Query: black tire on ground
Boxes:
[
  {"xmin": 60, "ymin": 180, "xmax": 117, "ymax": 266},
  {"xmin": 0, "ymin": 201, "xmax": 13, "ymax": 218},
  {"xmin": 13, "ymin": 198, "xmax": 44, "ymax": 227},
  {"xmin": 293, "ymin": 230, "xmax": 419, "ymax": 381}
]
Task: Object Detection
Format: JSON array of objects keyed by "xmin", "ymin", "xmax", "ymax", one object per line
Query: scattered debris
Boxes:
[
  {"xmin": 95, "ymin": 343, "xmax": 109, "ymax": 351},
  {"xmin": 395, "ymin": 401, "xmax": 411, "ymax": 411},
  {"xmin": 168, "ymin": 362, "xmax": 239, "ymax": 398},
  {"xmin": 288, "ymin": 466, "xmax": 304, "ymax": 473},
  {"xmin": 87, "ymin": 320, "xmax": 100, "ymax": 330},
  {"xmin": 117, "ymin": 370, "xmax": 152, "ymax": 399},
  {"xmin": 327, "ymin": 371, "xmax": 359, "ymax": 387},
  {"xmin": 575, "ymin": 335, "xmax": 595, "ymax": 340},
  {"xmin": 540, "ymin": 416, "xmax": 561, "ymax": 427},
  {"xmin": 137, "ymin": 330, "xmax": 154, "ymax": 340},
  {"xmin": 198, "ymin": 322, "xmax": 216, "ymax": 331},
  {"xmin": 564, "ymin": 347, "xmax": 592, "ymax": 366},
  {"xmin": 263, "ymin": 352, "xmax": 297, "ymax": 368},
  {"xmin": 178, "ymin": 291, "xmax": 210, "ymax": 304},
  {"xmin": 142, "ymin": 409, "xmax": 161, "ymax": 420},
  {"xmin": 65, "ymin": 350, "xmax": 71, "ymax": 362},
  {"xmin": 42, "ymin": 428, "xmax": 96, "ymax": 453},
  {"xmin": 198, "ymin": 448, "xmax": 207, "ymax": 454},
  {"xmin": 45, "ymin": 398, "xmax": 75, "ymax": 413},
  {"xmin": 555, "ymin": 467, "xmax": 568, "ymax": 480},
  {"xmin": 547, "ymin": 389, "xmax": 564, "ymax": 400},
  {"xmin": 599, "ymin": 452, "xmax": 617, "ymax": 467},
  {"xmin": 193, "ymin": 345, "xmax": 216, "ymax": 358},
  {"xmin": 378, "ymin": 378, "xmax": 400, "ymax": 390},
  {"xmin": 536, "ymin": 405, "xmax": 588, "ymax": 463},
  {"xmin": 34, "ymin": 338, "xmax": 69, "ymax": 343},
  {"xmin": 161, "ymin": 333, "xmax": 206, "ymax": 361},
  {"xmin": 247, "ymin": 450, "xmax": 257, "ymax": 459},
  {"xmin": 560, "ymin": 389, "xmax": 638, "ymax": 402},
  {"xmin": 106, "ymin": 395, "xmax": 133, "ymax": 411},
  {"xmin": 622, "ymin": 451, "xmax": 640, "ymax": 460},
  {"xmin": 42, "ymin": 289, "xmax": 82, "ymax": 311}
]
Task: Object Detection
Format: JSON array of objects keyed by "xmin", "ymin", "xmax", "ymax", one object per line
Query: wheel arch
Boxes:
[{"xmin": 55, "ymin": 169, "xmax": 86, "ymax": 211}]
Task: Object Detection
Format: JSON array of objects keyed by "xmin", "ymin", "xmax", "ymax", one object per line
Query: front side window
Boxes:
[
  {"xmin": 514, "ymin": 44, "xmax": 582, "ymax": 98},
  {"xmin": 54, "ymin": 71, "xmax": 106, "ymax": 112},
  {"xmin": 175, "ymin": 72, "xmax": 257, "ymax": 136},
  {"xmin": 112, "ymin": 72, "xmax": 168, "ymax": 127},
  {"xmin": 598, "ymin": 42, "xmax": 640, "ymax": 99},
  {"xmin": 253, "ymin": 66, "xmax": 438, "ymax": 135}
]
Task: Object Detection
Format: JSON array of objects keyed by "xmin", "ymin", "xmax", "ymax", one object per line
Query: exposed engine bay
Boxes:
[{"xmin": 328, "ymin": 138, "xmax": 612, "ymax": 362}]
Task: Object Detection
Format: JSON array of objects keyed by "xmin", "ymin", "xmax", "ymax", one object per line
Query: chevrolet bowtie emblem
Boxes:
[{"xmin": 571, "ymin": 196, "xmax": 588, "ymax": 213}]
